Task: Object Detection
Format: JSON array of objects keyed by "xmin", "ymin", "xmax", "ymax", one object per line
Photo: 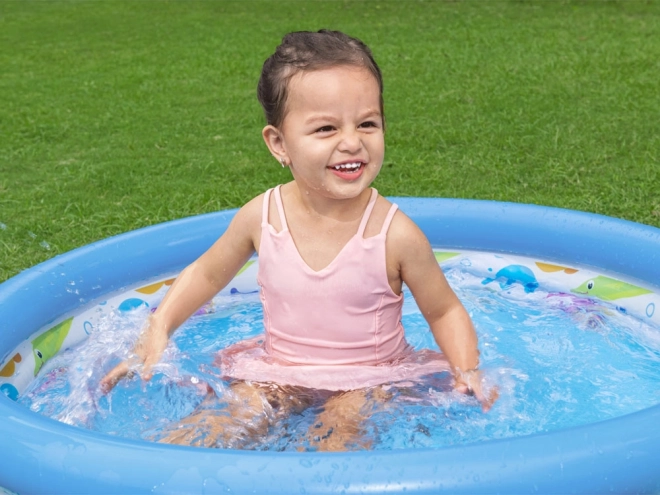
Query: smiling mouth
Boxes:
[{"xmin": 329, "ymin": 161, "xmax": 364, "ymax": 173}]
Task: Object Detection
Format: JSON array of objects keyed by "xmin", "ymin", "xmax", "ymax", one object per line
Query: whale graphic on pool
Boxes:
[{"xmin": 481, "ymin": 264, "xmax": 540, "ymax": 293}]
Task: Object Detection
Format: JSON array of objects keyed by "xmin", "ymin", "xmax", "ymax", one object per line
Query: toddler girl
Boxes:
[{"xmin": 101, "ymin": 30, "xmax": 497, "ymax": 451}]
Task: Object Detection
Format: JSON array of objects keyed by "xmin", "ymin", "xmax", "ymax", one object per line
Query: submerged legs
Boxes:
[
  {"xmin": 159, "ymin": 382, "xmax": 389, "ymax": 452},
  {"xmin": 158, "ymin": 381, "xmax": 309, "ymax": 448}
]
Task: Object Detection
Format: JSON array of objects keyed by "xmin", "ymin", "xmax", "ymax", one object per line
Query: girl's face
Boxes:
[{"xmin": 265, "ymin": 65, "xmax": 384, "ymax": 202}]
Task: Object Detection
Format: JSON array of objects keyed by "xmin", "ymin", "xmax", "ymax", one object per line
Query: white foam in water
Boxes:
[{"xmin": 19, "ymin": 266, "xmax": 660, "ymax": 451}]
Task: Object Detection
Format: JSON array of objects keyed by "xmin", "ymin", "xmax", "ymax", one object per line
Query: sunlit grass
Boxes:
[{"xmin": 1, "ymin": 0, "xmax": 659, "ymax": 281}]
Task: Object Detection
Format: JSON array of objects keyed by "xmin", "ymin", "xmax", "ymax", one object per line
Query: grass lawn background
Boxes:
[{"xmin": 1, "ymin": 0, "xmax": 659, "ymax": 282}]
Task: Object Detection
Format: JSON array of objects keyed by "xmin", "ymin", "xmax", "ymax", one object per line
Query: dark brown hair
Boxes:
[{"xmin": 257, "ymin": 30, "xmax": 384, "ymax": 129}]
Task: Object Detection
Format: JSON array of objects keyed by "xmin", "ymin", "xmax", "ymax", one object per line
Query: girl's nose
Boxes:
[{"xmin": 338, "ymin": 130, "xmax": 362, "ymax": 153}]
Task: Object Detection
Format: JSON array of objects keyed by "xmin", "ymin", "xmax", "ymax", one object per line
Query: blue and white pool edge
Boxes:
[
  {"xmin": 5, "ymin": 249, "xmax": 660, "ymax": 399},
  {"xmin": 1, "ymin": 198, "xmax": 660, "ymax": 494}
]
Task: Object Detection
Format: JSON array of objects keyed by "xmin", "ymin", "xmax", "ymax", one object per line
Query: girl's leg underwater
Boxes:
[
  {"xmin": 159, "ymin": 381, "xmax": 307, "ymax": 448},
  {"xmin": 307, "ymin": 386, "xmax": 390, "ymax": 452},
  {"xmin": 157, "ymin": 381, "xmax": 267, "ymax": 447}
]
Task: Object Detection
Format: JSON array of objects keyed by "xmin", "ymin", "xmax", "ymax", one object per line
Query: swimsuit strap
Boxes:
[
  {"xmin": 266, "ymin": 186, "xmax": 380, "ymax": 235},
  {"xmin": 380, "ymin": 203, "xmax": 399, "ymax": 235},
  {"xmin": 261, "ymin": 188, "xmax": 273, "ymax": 227},
  {"xmin": 356, "ymin": 188, "xmax": 379, "ymax": 237},
  {"xmin": 272, "ymin": 184, "xmax": 289, "ymax": 231}
]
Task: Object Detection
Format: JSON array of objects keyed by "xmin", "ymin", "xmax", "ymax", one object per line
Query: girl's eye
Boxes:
[
  {"xmin": 315, "ymin": 126, "xmax": 334, "ymax": 133},
  {"xmin": 359, "ymin": 121, "xmax": 379, "ymax": 129}
]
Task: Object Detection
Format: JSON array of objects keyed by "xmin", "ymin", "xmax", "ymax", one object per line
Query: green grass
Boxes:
[{"xmin": 1, "ymin": 0, "xmax": 659, "ymax": 282}]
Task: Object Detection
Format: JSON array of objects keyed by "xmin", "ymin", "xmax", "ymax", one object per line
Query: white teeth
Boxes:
[{"xmin": 333, "ymin": 162, "xmax": 362, "ymax": 171}]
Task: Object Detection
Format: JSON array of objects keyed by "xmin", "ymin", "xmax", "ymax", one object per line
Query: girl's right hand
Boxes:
[
  {"xmin": 99, "ymin": 196, "xmax": 259, "ymax": 393},
  {"xmin": 454, "ymin": 369, "xmax": 499, "ymax": 412},
  {"xmin": 100, "ymin": 324, "xmax": 169, "ymax": 393}
]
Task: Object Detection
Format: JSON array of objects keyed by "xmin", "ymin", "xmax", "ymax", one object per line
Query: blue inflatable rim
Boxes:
[{"xmin": 1, "ymin": 197, "xmax": 660, "ymax": 494}]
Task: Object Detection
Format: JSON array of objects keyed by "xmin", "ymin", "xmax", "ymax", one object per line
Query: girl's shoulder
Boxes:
[
  {"xmin": 230, "ymin": 191, "xmax": 269, "ymax": 232},
  {"xmin": 367, "ymin": 194, "xmax": 419, "ymax": 239},
  {"xmin": 378, "ymin": 195, "xmax": 432, "ymax": 260}
]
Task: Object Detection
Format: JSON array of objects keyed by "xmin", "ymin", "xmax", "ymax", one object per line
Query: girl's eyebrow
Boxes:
[
  {"xmin": 304, "ymin": 110, "xmax": 382, "ymax": 125},
  {"xmin": 304, "ymin": 115, "xmax": 338, "ymax": 125},
  {"xmin": 358, "ymin": 110, "xmax": 382, "ymax": 120}
]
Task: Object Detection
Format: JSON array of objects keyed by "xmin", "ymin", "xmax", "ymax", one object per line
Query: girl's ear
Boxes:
[{"xmin": 262, "ymin": 125, "xmax": 288, "ymax": 165}]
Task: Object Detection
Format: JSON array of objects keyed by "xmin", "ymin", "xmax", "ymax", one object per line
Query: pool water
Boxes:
[{"xmin": 19, "ymin": 265, "xmax": 660, "ymax": 451}]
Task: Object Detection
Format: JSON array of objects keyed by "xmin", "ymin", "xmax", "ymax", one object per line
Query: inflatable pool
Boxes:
[{"xmin": 1, "ymin": 198, "xmax": 660, "ymax": 494}]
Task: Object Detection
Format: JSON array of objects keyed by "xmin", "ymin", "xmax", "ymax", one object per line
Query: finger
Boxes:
[
  {"xmin": 483, "ymin": 387, "xmax": 500, "ymax": 412},
  {"xmin": 478, "ymin": 386, "xmax": 499, "ymax": 413},
  {"xmin": 471, "ymin": 384, "xmax": 486, "ymax": 404},
  {"xmin": 466, "ymin": 382, "xmax": 489, "ymax": 411},
  {"xmin": 100, "ymin": 361, "xmax": 129, "ymax": 393},
  {"xmin": 141, "ymin": 354, "xmax": 160, "ymax": 381}
]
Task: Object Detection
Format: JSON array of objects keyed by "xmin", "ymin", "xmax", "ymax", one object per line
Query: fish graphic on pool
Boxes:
[
  {"xmin": 482, "ymin": 264, "xmax": 539, "ymax": 293},
  {"xmin": 571, "ymin": 275, "xmax": 652, "ymax": 301},
  {"xmin": 32, "ymin": 317, "xmax": 73, "ymax": 375}
]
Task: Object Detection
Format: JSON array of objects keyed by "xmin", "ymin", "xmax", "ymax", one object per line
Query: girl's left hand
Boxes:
[{"xmin": 454, "ymin": 369, "xmax": 499, "ymax": 412}]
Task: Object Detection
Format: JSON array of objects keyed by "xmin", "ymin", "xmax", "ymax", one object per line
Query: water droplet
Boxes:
[
  {"xmin": 28, "ymin": 231, "xmax": 37, "ymax": 239},
  {"xmin": 0, "ymin": 222, "xmax": 6, "ymax": 230},
  {"xmin": 40, "ymin": 241, "xmax": 51, "ymax": 250}
]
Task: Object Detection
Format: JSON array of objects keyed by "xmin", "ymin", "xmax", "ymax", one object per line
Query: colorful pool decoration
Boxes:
[{"xmin": 1, "ymin": 198, "xmax": 659, "ymax": 493}]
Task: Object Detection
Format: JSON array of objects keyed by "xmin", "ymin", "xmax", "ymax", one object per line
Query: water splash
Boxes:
[{"xmin": 18, "ymin": 274, "xmax": 660, "ymax": 451}]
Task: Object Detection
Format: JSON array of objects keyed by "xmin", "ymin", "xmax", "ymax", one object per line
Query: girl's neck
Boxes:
[{"xmin": 284, "ymin": 181, "xmax": 373, "ymax": 222}]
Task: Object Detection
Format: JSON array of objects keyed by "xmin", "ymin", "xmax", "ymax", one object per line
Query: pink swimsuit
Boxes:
[{"xmin": 217, "ymin": 186, "xmax": 450, "ymax": 391}]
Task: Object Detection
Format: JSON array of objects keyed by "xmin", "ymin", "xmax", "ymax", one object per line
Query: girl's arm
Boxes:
[
  {"xmin": 388, "ymin": 212, "xmax": 498, "ymax": 411},
  {"xmin": 100, "ymin": 196, "xmax": 262, "ymax": 391}
]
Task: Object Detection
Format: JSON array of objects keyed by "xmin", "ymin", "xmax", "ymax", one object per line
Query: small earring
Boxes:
[{"xmin": 279, "ymin": 158, "xmax": 286, "ymax": 168}]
